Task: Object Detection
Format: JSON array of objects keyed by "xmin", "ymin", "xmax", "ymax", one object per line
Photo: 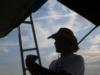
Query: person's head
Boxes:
[{"xmin": 48, "ymin": 28, "xmax": 79, "ymax": 54}]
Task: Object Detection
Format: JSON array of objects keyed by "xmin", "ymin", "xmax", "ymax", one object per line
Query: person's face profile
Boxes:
[{"xmin": 54, "ymin": 37, "xmax": 69, "ymax": 53}]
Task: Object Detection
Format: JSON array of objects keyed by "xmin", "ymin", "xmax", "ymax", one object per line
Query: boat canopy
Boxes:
[
  {"xmin": 0, "ymin": 0, "xmax": 47, "ymax": 38},
  {"xmin": 0, "ymin": 0, "xmax": 99, "ymax": 38}
]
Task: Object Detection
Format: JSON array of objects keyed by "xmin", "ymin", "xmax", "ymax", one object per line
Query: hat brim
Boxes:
[{"xmin": 48, "ymin": 33, "xmax": 58, "ymax": 39}]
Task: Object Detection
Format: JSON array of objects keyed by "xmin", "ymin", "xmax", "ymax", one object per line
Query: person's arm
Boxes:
[
  {"xmin": 25, "ymin": 55, "xmax": 71, "ymax": 75},
  {"xmin": 29, "ymin": 62, "xmax": 70, "ymax": 75}
]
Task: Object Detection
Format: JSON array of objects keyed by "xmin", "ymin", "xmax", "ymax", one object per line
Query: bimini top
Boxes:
[
  {"xmin": 0, "ymin": 0, "xmax": 47, "ymax": 38},
  {"xmin": 58, "ymin": 0, "xmax": 100, "ymax": 26},
  {"xmin": 0, "ymin": 0, "xmax": 99, "ymax": 38}
]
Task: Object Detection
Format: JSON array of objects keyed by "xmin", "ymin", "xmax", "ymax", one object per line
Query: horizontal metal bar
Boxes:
[{"xmin": 23, "ymin": 48, "xmax": 37, "ymax": 52}]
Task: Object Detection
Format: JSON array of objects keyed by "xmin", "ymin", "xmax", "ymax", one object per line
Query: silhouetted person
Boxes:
[{"xmin": 26, "ymin": 28, "xmax": 85, "ymax": 75}]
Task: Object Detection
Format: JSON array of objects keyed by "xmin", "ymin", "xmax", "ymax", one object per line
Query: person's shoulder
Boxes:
[
  {"xmin": 50, "ymin": 59, "xmax": 57, "ymax": 65},
  {"xmin": 73, "ymin": 54, "xmax": 84, "ymax": 62},
  {"xmin": 73, "ymin": 54, "xmax": 83, "ymax": 58},
  {"xmin": 49, "ymin": 59, "xmax": 57, "ymax": 69}
]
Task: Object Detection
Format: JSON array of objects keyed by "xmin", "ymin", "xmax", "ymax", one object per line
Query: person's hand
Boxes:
[
  {"xmin": 25, "ymin": 55, "xmax": 39, "ymax": 75},
  {"xmin": 25, "ymin": 55, "xmax": 38, "ymax": 68}
]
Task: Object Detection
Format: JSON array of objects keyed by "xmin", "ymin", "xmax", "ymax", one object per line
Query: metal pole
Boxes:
[
  {"xmin": 30, "ymin": 15, "xmax": 42, "ymax": 66},
  {"xmin": 78, "ymin": 26, "xmax": 98, "ymax": 44},
  {"xmin": 18, "ymin": 27, "xmax": 26, "ymax": 75}
]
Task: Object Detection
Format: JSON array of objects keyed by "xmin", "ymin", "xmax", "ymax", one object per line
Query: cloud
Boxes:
[
  {"xmin": 78, "ymin": 44, "xmax": 100, "ymax": 64},
  {"xmin": 0, "ymin": 29, "xmax": 18, "ymax": 45},
  {"xmin": 0, "ymin": 40, "xmax": 18, "ymax": 46},
  {"xmin": 46, "ymin": 51, "xmax": 59, "ymax": 62},
  {"xmin": 48, "ymin": 0, "xmax": 57, "ymax": 11},
  {"xmin": 19, "ymin": 24, "xmax": 35, "ymax": 48},
  {"xmin": 20, "ymin": 23, "xmax": 55, "ymax": 49},
  {"xmin": 33, "ymin": 0, "xmax": 74, "ymax": 21},
  {"xmin": 0, "ymin": 29, "xmax": 19, "ymax": 54},
  {"xmin": 90, "ymin": 34, "xmax": 100, "ymax": 44},
  {"xmin": 83, "ymin": 53, "xmax": 100, "ymax": 64},
  {"xmin": 33, "ymin": 13, "xmax": 76, "ymax": 21},
  {"xmin": 0, "ymin": 41, "xmax": 18, "ymax": 54},
  {"xmin": 0, "ymin": 49, "xmax": 9, "ymax": 55},
  {"xmin": 0, "ymin": 46, "xmax": 9, "ymax": 54},
  {"xmin": 85, "ymin": 45, "xmax": 100, "ymax": 53},
  {"xmin": 35, "ymin": 23, "xmax": 55, "ymax": 48}
]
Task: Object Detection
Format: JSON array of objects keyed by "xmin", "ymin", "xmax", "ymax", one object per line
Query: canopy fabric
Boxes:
[
  {"xmin": 0, "ymin": 0, "xmax": 47, "ymax": 38},
  {"xmin": 58, "ymin": 0, "xmax": 100, "ymax": 26}
]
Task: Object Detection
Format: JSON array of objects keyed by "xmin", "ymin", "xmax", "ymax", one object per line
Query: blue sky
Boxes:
[{"xmin": 0, "ymin": 0, "xmax": 100, "ymax": 75}]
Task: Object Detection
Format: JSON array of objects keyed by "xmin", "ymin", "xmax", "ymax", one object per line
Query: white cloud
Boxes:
[
  {"xmin": 0, "ymin": 29, "xmax": 19, "ymax": 54},
  {"xmin": 78, "ymin": 44, "xmax": 100, "ymax": 64},
  {"xmin": 34, "ymin": 22, "xmax": 55, "ymax": 49},
  {"xmin": 47, "ymin": 0, "xmax": 58, "ymax": 16},
  {"xmin": 0, "ymin": 41, "xmax": 18, "ymax": 46},
  {"xmin": 83, "ymin": 53, "xmax": 100, "ymax": 64},
  {"xmin": 0, "ymin": 46, "xmax": 9, "ymax": 54},
  {"xmin": 33, "ymin": 0, "xmax": 74, "ymax": 21},
  {"xmin": 85, "ymin": 45, "xmax": 100, "ymax": 53},
  {"xmin": 34, "ymin": 13, "xmax": 76, "ymax": 21},
  {"xmin": 20, "ymin": 23, "xmax": 55, "ymax": 49},
  {"xmin": 34, "ymin": 11, "xmax": 82, "ymax": 32},
  {"xmin": 46, "ymin": 51, "xmax": 59, "ymax": 62},
  {"xmin": 19, "ymin": 24, "xmax": 39, "ymax": 48},
  {"xmin": 90, "ymin": 34, "xmax": 100, "ymax": 44},
  {"xmin": 0, "ymin": 39, "xmax": 18, "ymax": 54},
  {"xmin": 64, "ymin": 13, "xmax": 80, "ymax": 32},
  {"xmin": 0, "ymin": 29, "xmax": 19, "ymax": 46}
]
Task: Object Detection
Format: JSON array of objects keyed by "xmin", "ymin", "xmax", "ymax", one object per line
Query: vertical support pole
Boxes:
[
  {"xmin": 30, "ymin": 15, "xmax": 42, "ymax": 66},
  {"xmin": 18, "ymin": 27, "xmax": 26, "ymax": 75}
]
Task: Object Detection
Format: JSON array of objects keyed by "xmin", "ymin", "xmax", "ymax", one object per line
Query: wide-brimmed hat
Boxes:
[
  {"xmin": 48, "ymin": 28, "xmax": 79, "ymax": 52},
  {"xmin": 48, "ymin": 28, "xmax": 74, "ymax": 39}
]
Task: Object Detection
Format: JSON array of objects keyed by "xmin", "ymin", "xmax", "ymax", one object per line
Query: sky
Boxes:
[{"xmin": 0, "ymin": 0, "xmax": 100, "ymax": 75}]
